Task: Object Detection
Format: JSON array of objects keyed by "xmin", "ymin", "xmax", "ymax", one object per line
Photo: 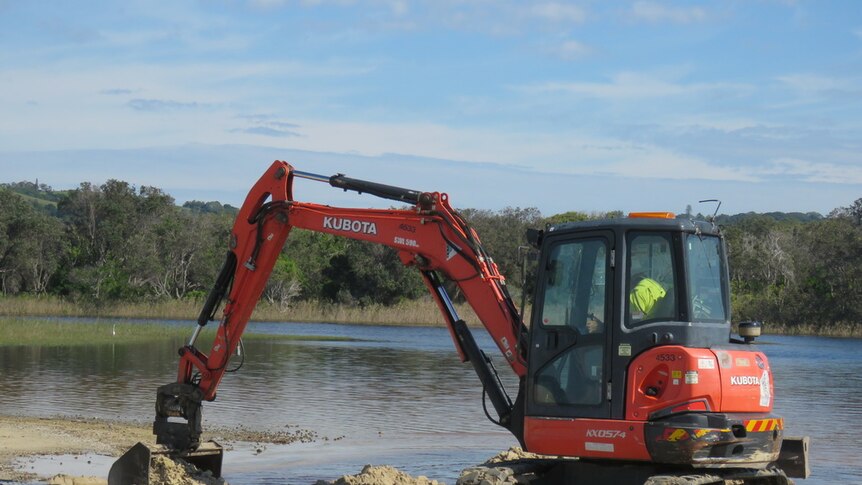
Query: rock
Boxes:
[
  {"xmin": 456, "ymin": 467, "xmax": 517, "ymax": 485},
  {"xmin": 148, "ymin": 455, "xmax": 230, "ymax": 485},
  {"xmin": 457, "ymin": 447, "xmax": 558, "ymax": 485},
  {"xmin": 319, "ymin": 464, "xmax": 444, "ymax": 485},
  {"xmin": 47, "ymin": 475, "xmax": 107, "ymax": 485},
  {"xmin": 482, "ymin": 447, "xmax": 546, "ymax": 464}
]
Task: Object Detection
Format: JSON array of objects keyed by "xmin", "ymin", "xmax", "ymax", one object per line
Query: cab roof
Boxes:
[{"xmin": 547, "ymin": 216, "xmax": 721, "ymax": 238}]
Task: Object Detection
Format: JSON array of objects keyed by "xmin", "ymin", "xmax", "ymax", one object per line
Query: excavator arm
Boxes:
[{"xmin": 153, "ymin": 161, "xmax": 529, "ymax": 453}]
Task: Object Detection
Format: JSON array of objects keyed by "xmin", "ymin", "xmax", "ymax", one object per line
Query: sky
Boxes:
[{"xmin": 1, "ymin": 0, "xmax": 861, "ymax": 216}]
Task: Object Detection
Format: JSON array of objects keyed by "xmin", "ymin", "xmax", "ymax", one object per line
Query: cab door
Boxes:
[{"xmin": 526, "ymin": 231, "xmax": 614, "ymax": 419}]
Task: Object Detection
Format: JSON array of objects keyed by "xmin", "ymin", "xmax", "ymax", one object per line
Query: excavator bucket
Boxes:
[{"xmin": 107, "ymin": 441, "xmax": 223, "ymax": 485}]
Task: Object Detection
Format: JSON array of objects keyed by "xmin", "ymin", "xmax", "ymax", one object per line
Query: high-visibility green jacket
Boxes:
[{"xmin": 630, "ymin": 277, "xmax": 666, "ymax": 318}]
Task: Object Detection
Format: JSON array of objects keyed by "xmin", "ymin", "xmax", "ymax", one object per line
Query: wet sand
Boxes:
[
  {"xmin": 0, "ymin": 415, "xmax": 152, "ymax": 482},
  {"xmin": 0, "ymin": 415, "xmax": 317, "ymax": 483},
  {"xmin": 0, "ymin": 415, "xmax": 511, "ymax": 485}
]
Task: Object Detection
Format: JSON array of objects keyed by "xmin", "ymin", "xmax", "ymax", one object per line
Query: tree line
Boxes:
[{"xmin": 1, "ymin": 179, "xmax": 860, "ymax": 331}]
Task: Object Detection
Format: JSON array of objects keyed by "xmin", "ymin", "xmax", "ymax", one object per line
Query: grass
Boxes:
[
  {"xmin": 0, "ymin": 295, "xmax": 482, "ymax": 326},
  {"xmin": 2, "ymin": 296, "xmax": 859, "ymax": 338},
  {"xmin": 750, "ymin": 321, "xmax": 862, "ymax": 338},
  {"xmin": 0, "ymin": 317, "xmax": 354, "ymax": 347}
]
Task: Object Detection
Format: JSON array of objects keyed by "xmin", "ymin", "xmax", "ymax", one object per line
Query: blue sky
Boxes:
[{"xmin": 1, "ymin": 0, "xmax": 860, "ymax": 216}]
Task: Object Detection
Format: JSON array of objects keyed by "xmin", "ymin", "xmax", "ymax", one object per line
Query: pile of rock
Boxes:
[
  {"xmin": 316, "ymin": 464, "xmax": 443, "ymax": 485},
  {"xmin": 457, "ymin": 447, "xmax": 555, "ymax": 485},
  {"xmin": 148, "ymin": 455, "xmax": 229, "ymax": 485}
]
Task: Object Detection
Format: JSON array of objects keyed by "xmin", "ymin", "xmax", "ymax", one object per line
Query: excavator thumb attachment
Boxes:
[{"xmin": 107, "ymin": 441, "xmax": 223, "ymax": 485}]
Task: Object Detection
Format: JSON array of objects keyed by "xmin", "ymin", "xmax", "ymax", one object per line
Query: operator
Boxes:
[
  {"xmin": 630, "ymin": 276, "xmax": 666, "ymax": 320},
  {"xmin": 585, "ymin": 316, "xmax": 603, "ymax": 334}
]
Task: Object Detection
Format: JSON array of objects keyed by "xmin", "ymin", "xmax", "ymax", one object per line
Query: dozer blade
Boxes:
[{"xmin": 108, "ymin": 441, "xmax": 223, "ymax": 485}]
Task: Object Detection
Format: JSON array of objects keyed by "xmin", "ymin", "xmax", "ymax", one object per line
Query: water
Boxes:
[
  {"xmin": 0, "ymin": 320, "xmax": 860, "ymax": 484},
  {"xmin": 765, "ymin": 336, "xmax": 862, "ymax": 484}
]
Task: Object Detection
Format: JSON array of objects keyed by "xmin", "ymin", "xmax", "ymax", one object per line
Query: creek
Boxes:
[{"xmin": 0, "ymin": 320, "xmax": 859, "ymax": 484}]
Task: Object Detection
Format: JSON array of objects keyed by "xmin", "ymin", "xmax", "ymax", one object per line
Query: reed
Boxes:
[
  {"xmin": 6, "ymin": 296, "xmax": 858, "ymax": 337},
  {"xmin": 0, "ymin": 295, "xmax": 483, "ymax": 326},
  {"xmin": 277, "ymin": 299, "xmax": 482, "ymax": 326},
  {"xmin": 752, "ymin": 321, "xmax": 862, "ymax": 338},
  {"xmin": 0, "ymin": 317, "xmax": 352, "ymax": 347}
]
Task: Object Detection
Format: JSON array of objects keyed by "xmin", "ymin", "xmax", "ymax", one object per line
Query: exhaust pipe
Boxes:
[{"xmin": 108, "ymin": 441, "xmax": 223, "ymax": 485}]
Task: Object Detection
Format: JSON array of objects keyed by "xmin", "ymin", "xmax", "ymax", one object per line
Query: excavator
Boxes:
[{"xmin": 109, "ymin": 161, "xmax": 809, "ymax": 484}]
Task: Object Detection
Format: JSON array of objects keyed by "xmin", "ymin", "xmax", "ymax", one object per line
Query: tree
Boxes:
[
  {"xmin": 320, "ymin": 240, "xmax": 425, "ymax": 307},
  {"xmin": 788, "ymin": 218, "xmax": 862, "ymax": 325},
  {"xmin": 56, "ymin": 181, "xmax": 181, "ymax": 301},
  {"xmin": 263, "ymin": 255, "xmax": 302, "ymax": 311},
  {"xmin": 19, "ymin": 211, "xmax": 66, "ymax": 294},
  {"xmin": 460, "ymin": 207, "xmax": 543, "ymax": 283},
  {"xmin": 830, "ymin": 198, "xmax": 862, "ymax": 226},
  {"xmin": 283, "ymin": 229, "xmax": 350, "ymax": 301},
  {"xmin": 542, "ymin": 211, "xmax": 591, "ymax": 226},
  {"xmin": 0, "ymin": 189, "xmax": 66, "ymax": 294},
  {"xmin": 182, "ymin": 200, "xmax": 238, "ymax": 215}
]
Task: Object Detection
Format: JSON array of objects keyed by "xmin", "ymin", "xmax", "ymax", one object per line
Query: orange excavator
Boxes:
[{"xmin": 110, "ymin": 161, "xmax": 809, "ymax": 484}]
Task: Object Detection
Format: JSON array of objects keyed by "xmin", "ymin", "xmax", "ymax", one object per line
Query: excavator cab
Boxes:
[
  {"xmin": 526, "ymin": 213, "xmax": 731, "ymax": 422},
  {"xmin": 521, "ymin": 213, "xmax": 808, "ymax": 481}
]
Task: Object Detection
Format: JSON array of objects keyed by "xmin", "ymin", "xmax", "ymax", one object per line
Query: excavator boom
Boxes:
[{"xmin": 110, "ymin": 161, "xmax": 530, "ymax": 483}]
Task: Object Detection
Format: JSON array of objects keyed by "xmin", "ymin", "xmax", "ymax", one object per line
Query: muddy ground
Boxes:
[
  {"xmin": 0, "ymin": 415, "xmax": 148, "ymax": 482},
  {"xmin": 0, "ymin": 415, "xmax": 317, "ymax": 484},
  {"xmin": 0, "ymin": 415, "xmax": 535, "ymax": 485}
]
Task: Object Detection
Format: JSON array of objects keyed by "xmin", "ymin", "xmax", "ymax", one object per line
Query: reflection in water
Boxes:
[
  {"xmin": 0, "ymin": 322, "xmax": 859, "ymax": 484},
  {"xmin": 767, "ymin": 336, "xmax": 862, "ymax": 485}
]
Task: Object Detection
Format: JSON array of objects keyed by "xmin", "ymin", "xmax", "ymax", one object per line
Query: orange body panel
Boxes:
[
  {"xmin": 627, "ymin": 346, "xmax": 774, "ymax": 421},
  {"xmin": 713, "ymin": 349, "xmax": 774, "ymax": 412},
  {"xmin": 524, "ymin": 417, "xmax": 651, "ymax": 461},
  {"xmin": 524, "ymin": 346, "xmax": 777, "ymax": 462}
]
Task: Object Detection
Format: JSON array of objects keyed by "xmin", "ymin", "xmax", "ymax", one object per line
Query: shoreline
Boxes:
[
  {"xmin": 0, "ymin": 296, "xmax": 471, "ymax": 327},
  {"xmin": 0, "ymin": 414, "xmax": 322, "ymax": 483},
  {"xmin": 1, "ymin": 296, "xmax": 860, "ymax": 338}
]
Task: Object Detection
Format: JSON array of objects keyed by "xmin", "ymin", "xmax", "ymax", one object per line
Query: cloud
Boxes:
[
  {"xmin": 629, "ymin": 1, "xmax": 707, "ymax": 24},
  {"xmin": 760, "ymin": 158, "xmax": 862, "ymax": 184},
  {"xmin": 3, "ymin": 144, "xmax": 857, "ymax": 216},
  {"xmin": 663, "ymin": 116, "xmax": 769, "ymax": 134},
  {"xmin": 386, "ymin": 0, "xmax": 408, "ymax": 16},
  {"xmin": 127, "ymin": 99, "xmax": 204, "ymax": 111},
  {"xmin": 552, "ymin": 40, "xmax": 592, "ymax": 60},
  {"xmin": 777, "ymin": 74, "xmax": 845, "ymax": 92},
  {"xmin": 776, "ymin": 73, "xmax": 860, "ymax": 95},
  {"xmin": 229, "ymin": 126, "xmax": 302, "ymax": 137},
  {"xmin": 248, "ymin": 0, "xmax": 287, "ymax": 7},
  {"xmin": 269, "ymin": 121, "xmax": 302, "ymax": 129},
  {"xmin": 248, "ymin": 0, "xmax": 357, "ymax": 8},
  {"xmin": 39, "ymin": 18, "xmax": 103, "ymax": 43},
  {"xmin": 237, "ymin": 114, "xmax": 300, "ymax": 128},
  {"xmin": 599, "ymin": 150, "xmax": 759, "ymax": 182},
  {"xmin": 522, "ymin": 72, "xmax": 750, "ymax": 100},
  {"xmin": 100, "ymin": 88, "xmax": 134, "ymax": 96},
  {"xmin": 238, "ymin": 1, "xmax": 586, "ymax": 37},
  {"xmin": 232, "ymin": 115, "xmax": 303, "ymax": 137},
  {"xmin": 530, "ymin": 3, "xmax": 587, "ymax": 24},
  {"xmin": 278, "ymin": 119, "xmax": 769, "ymax": 186}
]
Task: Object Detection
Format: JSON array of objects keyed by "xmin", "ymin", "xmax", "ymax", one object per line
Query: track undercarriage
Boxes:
[
  {"xmin": 458, "ymin": 458, "xmax": 793, "ymax": 485},
  {"xmin": 457, "ymin": 441, "xmax": 808, "ymax": 485}
]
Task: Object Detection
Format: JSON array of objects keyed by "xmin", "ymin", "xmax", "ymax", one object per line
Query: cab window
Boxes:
[
  {"xmin": 686, "ymin": 234, "xmax": 727, "ymax": 322},
  {"xmin": 627, "ymin": 232, "xmax": 678, "ymax": 326},
  {"xmin": 534, "ymin": 344, "xmax": 604, "ymax": 406},
  {"xmin": 539, "ymin": 239, "xmax": 607, "ymax": 333},
  {"xmin": 534, "ymin": 237, "xmax": 608, "ymax": 407}
]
